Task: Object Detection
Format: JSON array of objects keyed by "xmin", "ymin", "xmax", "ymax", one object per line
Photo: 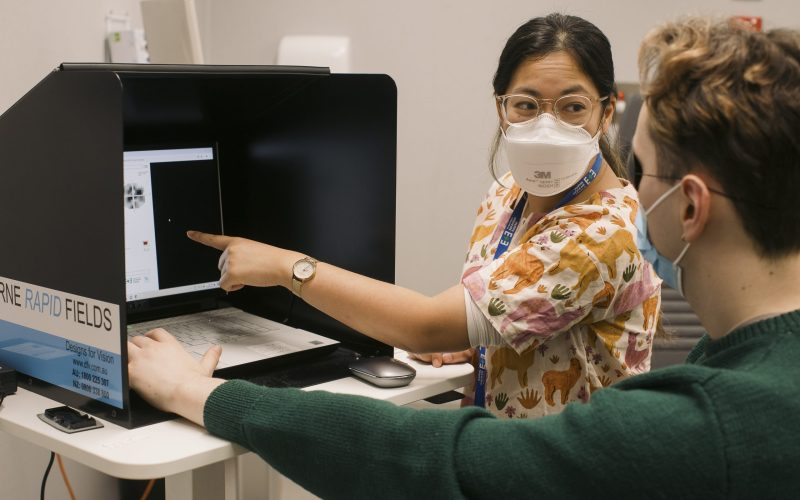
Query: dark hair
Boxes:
[
  {"xmin": 490, "ymin": 13, "xmax": 623, "ymax": 179},
  {"xmin": 639, "ymin": 18, "xmax": 800, "ymax": 257}
]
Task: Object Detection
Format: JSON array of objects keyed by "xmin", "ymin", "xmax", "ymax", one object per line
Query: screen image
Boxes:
[{"xmin": 123, "ymin": 147, "xmax": 223, "ymax": 302}]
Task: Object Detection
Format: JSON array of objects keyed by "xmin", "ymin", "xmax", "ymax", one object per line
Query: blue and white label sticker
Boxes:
[{"xmin": 0, "ymin": 276, "xmax": 123, "ymax": 408}]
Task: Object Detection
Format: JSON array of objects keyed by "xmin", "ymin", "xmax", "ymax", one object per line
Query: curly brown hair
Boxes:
[{"xmin": 638, "ymin": 17, "xmax": 800, "ymax": 258}]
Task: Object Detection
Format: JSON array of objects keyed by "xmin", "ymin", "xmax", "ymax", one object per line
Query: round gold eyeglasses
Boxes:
[{"xmin": 497, "ymin": 94, "xmax": 609, "ymax": 128}]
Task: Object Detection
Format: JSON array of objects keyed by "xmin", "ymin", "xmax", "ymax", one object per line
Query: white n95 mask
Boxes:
[{"xmin": 502, "ymin": 113, "xmax": 601, "ymax": 197}]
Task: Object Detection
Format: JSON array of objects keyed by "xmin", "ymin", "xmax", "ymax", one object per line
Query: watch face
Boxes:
[{"xmin": 294, "ymin": 260, "xmax": 315, "ymax": 280}]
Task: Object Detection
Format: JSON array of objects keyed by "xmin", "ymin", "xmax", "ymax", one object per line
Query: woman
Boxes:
[
  {"xmin": 140, "ymin": 14, "xmax": 660, "ymax": 420},
  {"xmin": 415, "ymin": 13, "xmax": 661, "ymax": 418}
]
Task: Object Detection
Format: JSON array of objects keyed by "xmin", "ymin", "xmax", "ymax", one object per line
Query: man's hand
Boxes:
[{"xmin": 128, "ymin": 328, "xmax": 225, "ymax": 426}]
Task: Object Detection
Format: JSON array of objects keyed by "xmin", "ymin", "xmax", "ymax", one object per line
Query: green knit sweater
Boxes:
[{"xmin": 204, "ymin": 310, "xmax": 800, "ymax": 499}]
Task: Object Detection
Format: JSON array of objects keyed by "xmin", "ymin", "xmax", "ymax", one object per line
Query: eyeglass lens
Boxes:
[{"xmin": 503, "ymin": 95, "xmax": 593, "ymax": 126}]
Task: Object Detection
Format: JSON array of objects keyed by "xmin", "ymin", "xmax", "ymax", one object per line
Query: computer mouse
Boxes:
[{"xmin": 348, "ymin": 356, "xmax": 417, "ymax": 388}]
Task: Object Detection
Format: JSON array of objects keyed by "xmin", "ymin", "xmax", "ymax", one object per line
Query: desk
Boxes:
[{"xmin": 0, "ymin": 350, "xmax": 473, "ymax": 500}]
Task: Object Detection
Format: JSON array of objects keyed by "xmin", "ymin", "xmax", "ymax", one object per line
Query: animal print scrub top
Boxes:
[{"xmin": 461, "ymin": 177, "xmax": 661, "ymax": 419}]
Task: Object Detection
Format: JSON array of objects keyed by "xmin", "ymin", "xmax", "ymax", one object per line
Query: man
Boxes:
[{"xmin": 129, "ymin": 18, "xmax": 800, "ymax": 498}]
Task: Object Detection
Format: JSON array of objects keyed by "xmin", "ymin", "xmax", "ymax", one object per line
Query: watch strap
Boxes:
[{"xmin": 291, "ymin": 276, "xmax": 304, "ymax": 296}]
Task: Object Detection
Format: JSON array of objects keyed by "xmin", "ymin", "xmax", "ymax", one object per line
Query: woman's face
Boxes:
[{"xmin": 498, "ymin": 51, "xmax": 613, "ymax": 135}]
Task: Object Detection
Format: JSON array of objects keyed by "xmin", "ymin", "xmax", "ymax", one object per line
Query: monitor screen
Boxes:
[{"xmin": 123, "ymin": 147, "xmax": 223, "ymax": 302}]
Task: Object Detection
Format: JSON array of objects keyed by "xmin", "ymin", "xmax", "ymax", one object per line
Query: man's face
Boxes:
[{"xmin": 632, "ymin": 104, "xmax": 684, "ymax": 261}]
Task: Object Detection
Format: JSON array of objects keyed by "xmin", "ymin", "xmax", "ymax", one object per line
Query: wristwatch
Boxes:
[{"xmin": 291, "ymin": 256, "xmax": 318, "ymax": 297}]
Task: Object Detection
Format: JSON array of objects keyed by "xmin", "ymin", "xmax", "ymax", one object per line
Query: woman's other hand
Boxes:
[{"xmin": 408, "ymin": 348, "xmax": 474, "ymax": 368}]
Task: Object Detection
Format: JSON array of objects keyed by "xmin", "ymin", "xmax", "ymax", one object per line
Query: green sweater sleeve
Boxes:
[
  {"xmin": 205, "ymin": 374, "xmax": 726, "ymax": 500},
  {"xmin": 204, "ymin": 380, "xmax": 492, "ymax": 499}
]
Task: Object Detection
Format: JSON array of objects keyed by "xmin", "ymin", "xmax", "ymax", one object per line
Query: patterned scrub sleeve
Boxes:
[{"xmin": 462, "ymin": 206, "xmax": 612, "ymax": 354}]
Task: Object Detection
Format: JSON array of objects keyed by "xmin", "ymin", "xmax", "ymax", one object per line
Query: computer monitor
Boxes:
[
  {"xmin": 123, "ymin": 146, "xmax": 222, "ymax": 304},
  {"xmin": 0, "ymin": 65, "xmax": 397, "ymax": 427}
]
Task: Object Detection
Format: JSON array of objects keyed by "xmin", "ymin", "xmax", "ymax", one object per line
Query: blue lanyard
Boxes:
[
  {"xmin": 492, "ymin": 192, "xmax": 529, "ymax": 260},
  {"xmin": 474, "ymin": 153, "xmax": 603, "ymax": 408},
  {"xmin": 554, "ymin": 153, "xmax": 604, "ymax": 208}
]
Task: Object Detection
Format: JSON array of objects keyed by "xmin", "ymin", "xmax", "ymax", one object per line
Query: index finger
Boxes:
[
  {"xmin": 187, "ymin": 231, "xmax": 233, "ymax": 251},
  {"xmin": 127, "ymin": 340, "xmax": 140, "ymax": 354}
]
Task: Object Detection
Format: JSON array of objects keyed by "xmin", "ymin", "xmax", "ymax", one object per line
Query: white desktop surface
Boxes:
[{"xmin": 0, "ymin": 349, "xmax": 473, "ymax": 497}]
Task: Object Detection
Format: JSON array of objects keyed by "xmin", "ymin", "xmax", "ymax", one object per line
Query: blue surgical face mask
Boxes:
[{"xmin": 635, "ymin": 183, "xmax": 691, "ymax": 296}]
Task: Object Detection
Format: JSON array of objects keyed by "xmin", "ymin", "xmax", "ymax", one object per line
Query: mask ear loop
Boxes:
[
  {"xmin": 490, "ymin": 133, "xmax": 514, "ymax": 190},
  {"xmin": 644, "ymin": 182, "xmax": 682, "ymax": 216},
  {"xmin": 673, "ymin": 242, "xmax": 691, "ymax": 296},
  {"xmin": 645, "ymin": 179, "xmax": 691, "ymax": 295},
  {"xmin": 673, "ymin": 241, "xmax": 691, "ymax": 266}
]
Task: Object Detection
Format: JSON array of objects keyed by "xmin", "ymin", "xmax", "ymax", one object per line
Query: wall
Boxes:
[
  {"xmin": 0, "ymin": 0, "xmax": 143, "ymax": 115},
  {"xmin": 196, "ymin": 0, "xmax": 798, "ymax": 296}
]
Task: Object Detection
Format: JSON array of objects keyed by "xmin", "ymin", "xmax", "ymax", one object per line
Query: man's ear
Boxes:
[{"xmin": 679, "ymin": 174, "xmax": 712, "ymax": 242}]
